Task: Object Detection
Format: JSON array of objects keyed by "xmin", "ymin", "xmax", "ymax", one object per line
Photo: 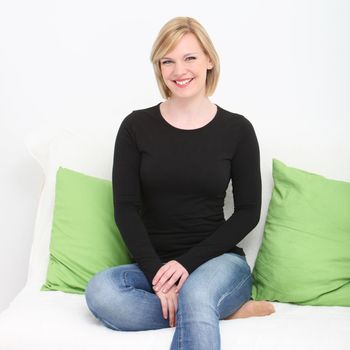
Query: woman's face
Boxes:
[{"xmin": 160, "ymin": 33, "xmax": 213, "ymax": 100}]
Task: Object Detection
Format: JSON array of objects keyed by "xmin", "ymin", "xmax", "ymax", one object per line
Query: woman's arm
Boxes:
[
  {"xmin": 112, "ymin": 113, "xmax": 163, "ymax": 287},
  {"xmin": 175, "ymin": 119, "xmax": 262, "ymax": 274}
]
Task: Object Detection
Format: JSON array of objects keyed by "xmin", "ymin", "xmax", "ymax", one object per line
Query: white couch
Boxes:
[{"xmin": 0, "ymin": 125, "xmax": 349, "ymax": 350}]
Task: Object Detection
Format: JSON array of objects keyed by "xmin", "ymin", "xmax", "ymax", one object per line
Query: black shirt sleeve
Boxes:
[
  {"xmin": 112, "ymin": 113, "xmax": 163, "ymax": 287},
  {"xmin": 175, "ymin": 119, "xmax": 262, "ymax": 273}
]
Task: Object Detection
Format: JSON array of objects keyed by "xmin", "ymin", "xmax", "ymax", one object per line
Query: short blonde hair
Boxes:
[{"xmin": 150, "ymin": 16, "xmax": 220, "ymax": 99}]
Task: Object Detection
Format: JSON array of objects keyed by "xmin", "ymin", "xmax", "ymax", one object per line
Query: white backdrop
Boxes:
[{"xmin": 0, "ymin": 0, "xmax": 349, "ymax": 312}]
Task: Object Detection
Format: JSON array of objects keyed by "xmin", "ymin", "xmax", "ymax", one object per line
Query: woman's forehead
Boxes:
[{"xmin": 163, "ymin": 34, "xmax": 203, "ymax": 58}]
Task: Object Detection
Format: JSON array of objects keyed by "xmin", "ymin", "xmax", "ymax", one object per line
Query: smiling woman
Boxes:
[
  {"xmin": 84, "ymin": 16, "xmax": 274, "ymax": 350},
  {"xmin": 150, "ymin": 18, "xmax": 220, "ymax": 101},
  {"xmin": 156, "ymin": 33, "xmax": 214, "ymax": 100}
]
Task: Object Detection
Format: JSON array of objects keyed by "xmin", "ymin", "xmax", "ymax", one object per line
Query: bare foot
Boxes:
[{"xmin": 224, "ymin": 300, "xmax": 275, "ymax": 320}]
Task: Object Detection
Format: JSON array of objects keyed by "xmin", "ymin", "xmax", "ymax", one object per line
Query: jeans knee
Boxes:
[
  {"xmin": 85, "ymin": 269, "xmax": 120, "ymax": 318},
  {"xmin": 85, "ymin": 272, "xmax": 105, "ymax": 312},
  {"xmin": 178, "ymin": 283, "xmax": 212, "ymax": 311}
]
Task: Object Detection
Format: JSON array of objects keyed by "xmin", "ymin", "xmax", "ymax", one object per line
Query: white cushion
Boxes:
[{"xmin": 24, "ymin": 127, "xmax": 117, "ymax": 289}]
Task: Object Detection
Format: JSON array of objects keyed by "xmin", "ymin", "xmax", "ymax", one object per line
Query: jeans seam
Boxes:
[
  {"xmin": 178, "ymin": 302, "xmax": 183, "ymax": 350},
  {"xmin": 123, "ymin": 270, "xmax": 154, "ymax": 297},
  {"xmin": 173, "ymin": 297, "xmax": 184, "ymax": 350},
  {"xmin": 122, "ymin": 269, "xmax": 137, "ymax": 288},
  {"xmin": 216, "ymin": 273, "xmax": 251, "ymax": 309},
  {"xmin": 105, "ymin": 268, "xmax": 136, "ymax": 293}
]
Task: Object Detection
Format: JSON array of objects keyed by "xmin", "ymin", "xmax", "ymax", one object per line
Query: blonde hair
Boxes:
[{"xmin": 150, "ymin": 16, "xmax": 220, "ymax": 99}]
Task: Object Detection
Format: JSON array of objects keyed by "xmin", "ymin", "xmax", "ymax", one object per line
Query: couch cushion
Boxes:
[
  {"xmin": 1, "ymin": 285, "xmax": 350, "ymax": 350},
  {"xmin": 41, "ymin": 167, "xmax": 133, "ymax": 294},
  {"xmin": 252, "ymin": 159, "xmax": 350, "ymax": 306}
]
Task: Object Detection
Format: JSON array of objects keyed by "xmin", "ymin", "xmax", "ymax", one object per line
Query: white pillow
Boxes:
[{"xmin": 24, "ymin": 126, "xmax": 118, "ymax": 289}]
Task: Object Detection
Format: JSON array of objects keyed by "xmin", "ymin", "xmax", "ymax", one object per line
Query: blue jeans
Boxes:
[{"xmin": 84, "ymin": 252, "xmax": 252, "ymax": 350}]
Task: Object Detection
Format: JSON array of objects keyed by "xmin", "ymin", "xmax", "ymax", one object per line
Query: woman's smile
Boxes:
[{"xmin": 173, "ymin": 78, "xmax": 194, "ymax": 88}]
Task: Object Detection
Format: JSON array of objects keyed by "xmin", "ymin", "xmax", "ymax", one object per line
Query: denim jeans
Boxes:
[{"xmin": 84, "ymin": 252, "xmax": 252, "ymax": 350}]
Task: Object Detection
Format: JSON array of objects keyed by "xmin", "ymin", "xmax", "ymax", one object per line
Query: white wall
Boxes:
[{"xmin": 1, "ymin": 0, "xmax": 349, "ymax": 312}]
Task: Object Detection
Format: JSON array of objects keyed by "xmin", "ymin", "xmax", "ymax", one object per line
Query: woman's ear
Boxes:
[{"xmin": 207, "ymin": 58, "xmax": 214, "ymax": 70}]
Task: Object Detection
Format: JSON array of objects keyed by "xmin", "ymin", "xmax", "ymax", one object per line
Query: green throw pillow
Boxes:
[
  {"xmin": 252, "ymin": 159, "xmax": 350, "ymax": 306},
  {"xmin": 41, "ymin": 167, "xmax": 133, "ymax": 294}
]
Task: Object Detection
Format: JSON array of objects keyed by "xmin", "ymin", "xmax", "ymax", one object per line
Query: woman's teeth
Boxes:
[{"xmin": 174, "ymin": 78, "xmax": 193, "ymax": 86}]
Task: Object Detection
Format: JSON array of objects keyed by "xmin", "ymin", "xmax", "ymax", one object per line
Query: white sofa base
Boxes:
[{"xmin": 1, "ymin": 282, "xmax": 350, "ymax": 349}]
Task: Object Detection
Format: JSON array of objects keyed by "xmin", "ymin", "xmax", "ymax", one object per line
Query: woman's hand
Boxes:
[
  {"xmin": 152, "ymin": 260, "xmax": 189, "ymax": 294},
  {"xmin": 155, "ymin": 284, "xmax": 179, "ymax": 327}
]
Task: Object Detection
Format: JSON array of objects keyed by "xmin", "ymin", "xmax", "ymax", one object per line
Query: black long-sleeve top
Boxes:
[{"xmin": 112, "ymin": 102, "xmax": 262, "ymax": 287}]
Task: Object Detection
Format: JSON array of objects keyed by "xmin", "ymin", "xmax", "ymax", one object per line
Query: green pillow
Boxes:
[
  {"xmin": 41, "ymin": 167, "xmax": 133, "ymax": 294},
  {"xmin": 252, "ymin": 159, "xmax": 350, "ymax": 306}
]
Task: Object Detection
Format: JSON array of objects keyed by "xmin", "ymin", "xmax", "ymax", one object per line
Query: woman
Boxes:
[{"xmin": 85, "ymin": 16, "xmax": 275, "ymax": 349}]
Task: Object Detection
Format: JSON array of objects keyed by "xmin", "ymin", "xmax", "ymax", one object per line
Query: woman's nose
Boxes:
[{"xmin": 173, "ymin": 62, "xmax": 187, "ymax": 76}]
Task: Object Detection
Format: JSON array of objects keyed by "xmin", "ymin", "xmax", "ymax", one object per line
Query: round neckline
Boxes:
[{"xmin": 156, "ymin": 102, "xmax": 221, "ymax": 132}]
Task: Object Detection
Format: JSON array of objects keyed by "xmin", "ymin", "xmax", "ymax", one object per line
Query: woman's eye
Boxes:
[{"xmin": 161, "ymin": 57, "xmax": 196, "ymax": 65}]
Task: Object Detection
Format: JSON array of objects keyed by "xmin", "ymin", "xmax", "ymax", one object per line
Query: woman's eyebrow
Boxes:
[{"xmin": 161, "ymin": 52, "xmax": 199, "ymax": 60}]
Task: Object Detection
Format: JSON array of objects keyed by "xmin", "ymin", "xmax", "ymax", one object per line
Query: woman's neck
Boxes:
[{"xmin": 162, "ymin": 97, "xmax": 214, "ymax": 119}]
